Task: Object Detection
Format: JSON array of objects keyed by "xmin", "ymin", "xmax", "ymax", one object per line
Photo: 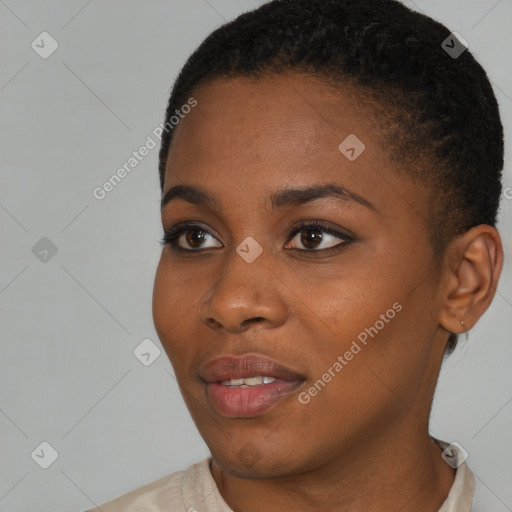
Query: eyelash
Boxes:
[{"xmin": 160, "ymin": 220, "xmax": 353, "ymax": 256}]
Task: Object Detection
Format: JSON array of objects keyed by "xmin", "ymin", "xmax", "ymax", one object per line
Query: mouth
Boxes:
[{"xmin": 200, "ymin": 354, "xmax": 305, "ymax": 417}]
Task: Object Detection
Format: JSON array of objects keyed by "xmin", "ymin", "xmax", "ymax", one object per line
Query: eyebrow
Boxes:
[{"xmin": 160, "ymin": 183, "xmax": 376, "ymax": 212}]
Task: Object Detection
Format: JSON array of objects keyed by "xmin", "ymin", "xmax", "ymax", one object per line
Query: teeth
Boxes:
[
  {"xmin": 221, "ymin": 376, "xmax": 277, "ymax": 387},
  {"xmin": 244, "ymin": 376, "xmax": 264, "ymax": 386}
]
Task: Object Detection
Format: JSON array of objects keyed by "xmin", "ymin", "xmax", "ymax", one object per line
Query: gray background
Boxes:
[{"xmin": 1, "ymin": 1, "xmax": 511, "ymax": 510}]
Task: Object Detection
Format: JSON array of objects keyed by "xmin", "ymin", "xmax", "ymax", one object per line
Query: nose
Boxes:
[{"xmin": 199, "ymin": 249, "xmax": 288, "ymax": 333}]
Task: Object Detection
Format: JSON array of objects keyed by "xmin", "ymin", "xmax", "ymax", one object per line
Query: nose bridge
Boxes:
[{"xmin": 199, "ymin": 243, "xmax": 287, "ymax": 332}]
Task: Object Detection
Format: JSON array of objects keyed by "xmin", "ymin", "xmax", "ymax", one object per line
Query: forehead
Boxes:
[
  {"xmin": 168, "ymin": 74, "xmax": 372, "ymax": 172},
  {"xmin": 164, "ymin": 73, "xmax": 430, "ymax": 227}
]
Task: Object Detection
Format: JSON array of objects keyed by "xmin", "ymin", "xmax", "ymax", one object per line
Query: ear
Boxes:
[{"xmin": 438, "ymin": 225, "xmax": 503, "ymax": 334}]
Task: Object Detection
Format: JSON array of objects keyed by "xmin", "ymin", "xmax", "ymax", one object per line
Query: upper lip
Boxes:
[{"xmin": 200, "ymin": 354, "xmax": 305, "ymax": 383}]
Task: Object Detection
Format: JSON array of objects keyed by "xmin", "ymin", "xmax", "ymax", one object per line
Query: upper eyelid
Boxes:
[
  {"xmin": 164, "ymin": 221, "xmax": 349, "ymax": 238},
  {"xmin": 163, "ymin": 221, "xmax": 218, "ymax": 237},
  {"xmin": 288, "ymin": 221, "xmax": 351, "ymax": 237}
]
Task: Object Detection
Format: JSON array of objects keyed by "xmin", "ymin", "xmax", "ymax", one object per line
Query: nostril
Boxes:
[{"xmin": 243, "ymin": 317, "xmax": 265, "ymax": 326}]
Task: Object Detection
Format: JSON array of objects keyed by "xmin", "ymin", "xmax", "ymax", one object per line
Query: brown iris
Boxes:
[
  {"xmin": 300, "ymin": 228, "xmax": 323, "ymax": 249},
  {"xmin": 186, "ymin": 229, "xmax": 208, "ymax": 248}
]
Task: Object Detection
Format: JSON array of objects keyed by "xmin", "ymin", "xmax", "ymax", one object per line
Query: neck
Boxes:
[{"xmin": 210, "ymin": 425, "xmax": 455, "ymax": 512}]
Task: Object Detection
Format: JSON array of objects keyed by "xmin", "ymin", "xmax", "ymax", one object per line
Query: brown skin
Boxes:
[{"xmin": 152, "ymin": 73, "xmax": 503, "ymax": 511}]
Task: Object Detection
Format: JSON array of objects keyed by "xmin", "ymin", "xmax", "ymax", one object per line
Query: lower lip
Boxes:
[{"xmin": 205, "ymin": 380, "xmax": 304, "ymax": 417}]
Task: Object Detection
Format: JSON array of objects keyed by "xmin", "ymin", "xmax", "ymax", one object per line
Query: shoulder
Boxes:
[{"xmin": 83, "ymin": 458, "xmax": 213, "ymax": 512}]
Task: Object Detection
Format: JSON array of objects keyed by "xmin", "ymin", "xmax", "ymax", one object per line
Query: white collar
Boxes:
[{"xmin": 435, "ymin": 439, "xmax": 475, "ymax": 512}]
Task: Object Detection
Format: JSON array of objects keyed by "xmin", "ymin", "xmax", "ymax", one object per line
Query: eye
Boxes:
[
  {"xmin": 161, "ymin": 220, "xmax": 353, "ymax": 254},
  {"xmin": 284, "ymin": 220, "xmax": 353, "ymax": 253},
  {"xmin": 160, "ymin": 222, "xmax": 222, "ymax": 251}
]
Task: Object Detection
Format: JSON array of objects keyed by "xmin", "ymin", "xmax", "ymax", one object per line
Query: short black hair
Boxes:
[{"xmin": 158, "ymin": 0, "xmax": 504, "ymax": 354}]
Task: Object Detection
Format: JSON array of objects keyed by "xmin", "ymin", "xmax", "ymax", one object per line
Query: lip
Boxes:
[
  {"xmin": 200, "ymin": 354, "xmax": 305, "ymax": 417},
  {"xmin": 200, "ymin": 354, "xmax": 305, "ymax": 383}
]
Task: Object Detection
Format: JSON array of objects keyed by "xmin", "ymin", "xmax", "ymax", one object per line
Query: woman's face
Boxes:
[{"xmin": 153, "ymin": 73, "xmax": 447, "ymax": 478}]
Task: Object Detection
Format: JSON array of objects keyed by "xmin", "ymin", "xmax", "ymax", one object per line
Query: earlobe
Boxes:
[{"xmin": 438, "ymin": 225, "xmax": 503, "ymax": 335}]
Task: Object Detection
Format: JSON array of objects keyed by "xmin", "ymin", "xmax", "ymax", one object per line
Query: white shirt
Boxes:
[{"xmin": 85, "ymin": 440, "xmax": 475, "ymax": 511}]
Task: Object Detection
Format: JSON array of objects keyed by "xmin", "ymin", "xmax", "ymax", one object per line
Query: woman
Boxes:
[{"xmin": 88, "ymin": 0, "xmax": 504, "ymax": 510}]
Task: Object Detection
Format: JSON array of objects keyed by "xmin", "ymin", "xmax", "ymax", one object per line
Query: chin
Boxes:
[
  {"xmin": 211, "ymin": 450, "xmax": 294, "ymax": 480},
  {"xmin": 208, "ymin": 435, "xmax": 317, "ymax": 481}
]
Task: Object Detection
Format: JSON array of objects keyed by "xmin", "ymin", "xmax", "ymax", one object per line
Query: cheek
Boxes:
[
  {"xmin": 281, "ymin": 260, "xmax": 400, "ymax": 350},
  {"xmin": 285, "ymin": 258, "xmax": 433, "ymax": 405},
  {"xmin": 152, "ymin": 255, "xmax": 203, "ymax": 360},
  {"xmin": 152, "ymin": 257, "xmax": 175, "ymax": 338}
]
